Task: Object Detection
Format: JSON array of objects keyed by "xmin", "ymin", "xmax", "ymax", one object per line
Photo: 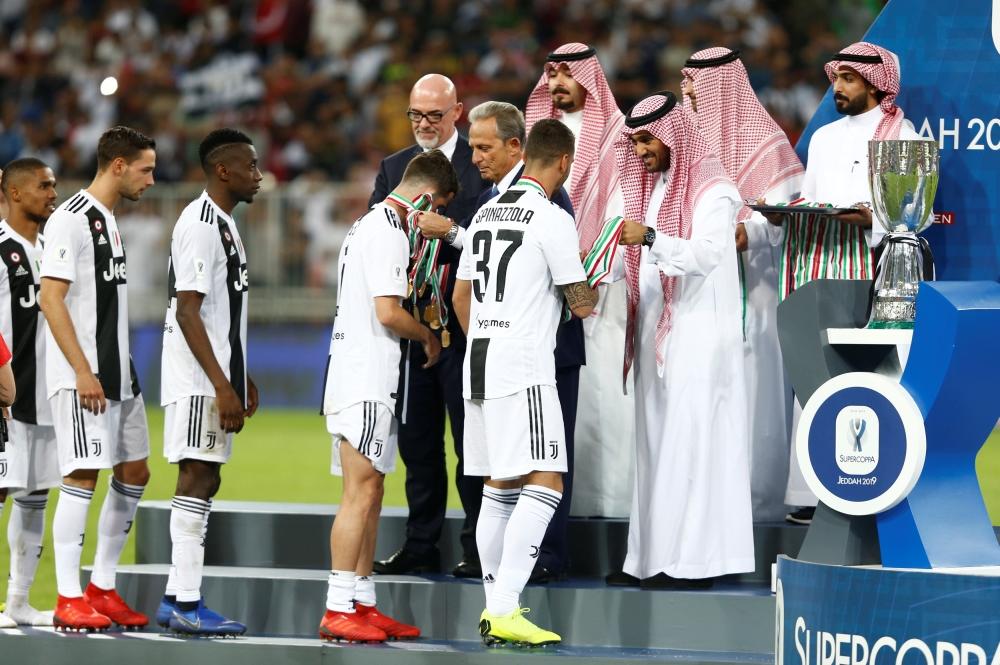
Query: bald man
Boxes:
[{"xmin": 369, "ymin": 74, "xmax": 489, "ymax": 577}]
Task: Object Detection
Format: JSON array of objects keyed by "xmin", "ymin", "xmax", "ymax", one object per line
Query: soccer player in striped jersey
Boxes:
[
  {"xmin": 318, "ymin": 150, "xmax": 455, "ymax": 643},
  {"xmin": 39, "ymin": 126, "xmax": 156, "ymax": 632},
  {"xmin": 452, "ymin": 119, "xmax": 596, "ymax": 646},
  {"xmin": 0, "ymin": 159, "xmax": 60, "ymax": 627},
  {"xmin": 155, "ymin": 129, "xmax": 260, "ymax": 636}
]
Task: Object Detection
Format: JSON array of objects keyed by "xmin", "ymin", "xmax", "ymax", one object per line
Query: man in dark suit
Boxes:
[
  {"xmin": 416, "ymin": 101, "xmax": 584, "ymax": 583},
  {"xmin": 370, "ymin": 74, "xmax": 489, "ymax": 577}
]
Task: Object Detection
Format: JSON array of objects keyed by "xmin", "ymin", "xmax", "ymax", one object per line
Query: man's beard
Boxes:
[
  {"xmin": 26, "ymin": 210, "xmax": 49, "ymax": 224},
  {"xmin": 834, "ymin": 93, "xmax": 868, "ymax": 116},
  {"xmin": 415, "ymin": 132, "xmax": 441, "ymax": 149}
]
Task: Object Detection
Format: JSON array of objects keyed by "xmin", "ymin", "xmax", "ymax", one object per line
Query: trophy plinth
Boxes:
[{"xmin": 867, "ymin": 140, "xmax": 939, "ymax": 329}]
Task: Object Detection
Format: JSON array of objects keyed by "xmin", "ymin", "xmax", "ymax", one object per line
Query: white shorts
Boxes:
[
  {"xmin": 164, "ymin": 395, "xmax": 234, "ymax": 464},
  {"xmin": 464, "ymin": 384, "xmax": 568, "ymax": 481},
  {"xmin": 326, "ymin": 401, "xmax": 397, "ymax": 476},
  {"xmin": 0, "ymin": 420, "xmax": 61, "ymax": 492},
  {"xmin": 51, "ymin": 390, "xmax": 150, "ymax": 476}
]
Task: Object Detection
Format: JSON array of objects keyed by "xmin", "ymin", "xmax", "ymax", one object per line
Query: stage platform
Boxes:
[
  {"xmin": 134, "ymin": 500, "xmax": 808, "ymax": 583},
  {"xmin": 0, "ymin": 501, "xmax": 816, "ymax": 664},
  {"xmin": 0, "ymin": 628, "xmax": 775, "ymax": 665},
  {"xmin": 104, "ymin": 564, "xmax": 777, "ymax": 650}
]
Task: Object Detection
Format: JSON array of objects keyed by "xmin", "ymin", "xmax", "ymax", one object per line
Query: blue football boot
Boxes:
[
  {"xmin": 168, "ymin": 601, "xmax": 247, "ymax": 637},
  {"xmin": 155, "ymin": 597, "xmax": 177, "ymax": 628}
]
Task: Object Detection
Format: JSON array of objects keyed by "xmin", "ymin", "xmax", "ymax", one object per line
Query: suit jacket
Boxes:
[
  {"xmin": 473, "ymin": 166, "xmax": 585, "ymax": 370},
  {"xmin": 369, "ymin": 136, "xmax": 489, "ymax": 351}
]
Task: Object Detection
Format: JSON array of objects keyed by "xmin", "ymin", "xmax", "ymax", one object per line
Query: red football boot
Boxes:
[
  {"xmin": 83, "ymin": 583, "xmax": 149, "ymax": 629},
  {"xmin": 319, "ymin": 609, "xmax": 388, "ymax": 643},
  {"xmin": 354, "ymin": 603, "xmax": 420, "ymax": 640},
  {"xmin": 54, "ymin": 595, "xmax": 112, "ymax": 632}
]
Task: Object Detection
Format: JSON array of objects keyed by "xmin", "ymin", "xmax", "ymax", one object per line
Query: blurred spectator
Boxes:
[{"xmin": 0, "ymin": 0, "xmax": 884, "ymax": 184}]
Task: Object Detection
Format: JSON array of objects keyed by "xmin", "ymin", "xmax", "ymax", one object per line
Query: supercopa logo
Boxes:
[
  {"xmin": 797, "ymin": 373, "xmax": 925, "ymax": 515},
  {"xmin": 836, "ymin": 406, "xmax": 878, "ymax": 476}
]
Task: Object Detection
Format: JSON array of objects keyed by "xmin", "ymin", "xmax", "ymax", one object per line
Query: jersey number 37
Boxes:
[{"xmin": 471, "ymin": 229, "xmax": 523, "ymax": 303}]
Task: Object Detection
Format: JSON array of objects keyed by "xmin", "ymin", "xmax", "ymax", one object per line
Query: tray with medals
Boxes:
[{"xmin": 746, "ymin": 199, "xmax": 861, "ymax": 216}]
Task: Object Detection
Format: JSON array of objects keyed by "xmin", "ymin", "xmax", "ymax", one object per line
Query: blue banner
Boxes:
[
  {"xmin": 796, "ymin": 0, "xmax": 1000, "ymax": 280},
  {"xmin": 776, "ymin": 557, "xmax": 1000, "ymax": 665}
]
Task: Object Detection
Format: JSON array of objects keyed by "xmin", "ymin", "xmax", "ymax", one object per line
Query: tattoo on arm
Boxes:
[{"xmin": 561, "ymin": 280, "xmax": 598, "ymax": 310}]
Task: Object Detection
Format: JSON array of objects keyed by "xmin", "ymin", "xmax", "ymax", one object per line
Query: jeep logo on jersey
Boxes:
[
  {"xmin": 18, "ymin": 284, "xmax": 38, "ymax": 309},
  {"xmin": 102, "ymin": 256, "xmax": 127, "ymax": 283},
  {"xmin": 233, "ymin": 264, "xmax": 248, "ymax": 292}
]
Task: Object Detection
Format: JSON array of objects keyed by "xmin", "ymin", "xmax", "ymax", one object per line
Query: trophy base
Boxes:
[
  {"xmin": 866, "ymin": 319, "xmax": 914, "ymax": 330},
  {"xmin": 867, "ymin": 294, "xmax": 916, "ymax": 329}
]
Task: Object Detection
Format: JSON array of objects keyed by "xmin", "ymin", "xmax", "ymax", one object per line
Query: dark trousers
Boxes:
[
  {"xmin": 537, "ymin": 365, "xmax": 580, "ymax": 574},
  {"xmin": 398, "ymin": 342, "xmax": 482, "ymax": 560}
]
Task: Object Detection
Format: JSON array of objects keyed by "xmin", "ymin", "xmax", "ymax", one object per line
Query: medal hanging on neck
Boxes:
[{"xmin": 385, "ymin": 190, "xmax": 450, "ymax": 345}]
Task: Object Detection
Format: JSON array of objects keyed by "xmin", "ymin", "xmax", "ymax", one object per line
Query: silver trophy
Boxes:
[{"xmin": 867, "ymin": 139, "xmax": 940, "ymax": 328}]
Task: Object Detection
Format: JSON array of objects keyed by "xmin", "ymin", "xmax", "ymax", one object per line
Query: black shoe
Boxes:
[
  {"xmin": 785, "ymin": 506, "xmax": 816, "ymax": 525},
  {"xmin": 372, "ymin": 548, "xmax": 441, "ymax": 575},
  {"xmin": 451, "ymin": 558, "xmax": 482, "ymax": 579},
  {"xmin": 604, "ymin": 570, "xmax": 640, "ymax": 587},
  {"xmin": 527, "ymin": 563, "xmax": 561, "ymax": 585},
  {"xmin": 639, "ymin": 573, "xmax": 716, "ymax": 590}
]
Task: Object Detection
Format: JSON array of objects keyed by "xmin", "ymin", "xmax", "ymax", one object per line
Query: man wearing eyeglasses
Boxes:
[{"xmin": 369, "ymin": 74, "xmax": 489, "ymax": 578}]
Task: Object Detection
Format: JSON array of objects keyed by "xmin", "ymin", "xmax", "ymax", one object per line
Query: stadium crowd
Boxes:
[{"xmin": 0, "ymin": 0, "xmax": 882, "ymax": 187}]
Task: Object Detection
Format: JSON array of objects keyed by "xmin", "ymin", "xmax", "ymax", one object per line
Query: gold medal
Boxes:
[
  {"xmin": 441, "ymin": 329, "xmax": 451, "ymax": 347},
  {"xmin": 423, "ymin": 302, "xmax": 438, "ymax": 324}
]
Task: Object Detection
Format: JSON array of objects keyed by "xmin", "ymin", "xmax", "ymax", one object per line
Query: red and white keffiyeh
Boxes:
[
  {"xmin": 525, "ymin": 43, "xmax": 625, "ymax": 250},
  {"xmin": 824, "ymin": 41, "xmax": 905, "ymax": 140},
  {"xmin": 614, "ymin": 92, "xmax": 732, "ymax": 381},
  {"xmin": 681, "ymin": 47, "xmax": 804, "ymax": 222}
]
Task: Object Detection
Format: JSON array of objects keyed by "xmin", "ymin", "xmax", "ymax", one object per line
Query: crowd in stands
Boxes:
[{"xmin": 0, "ymin": 0, "xmax": 883, "ymax": 184}]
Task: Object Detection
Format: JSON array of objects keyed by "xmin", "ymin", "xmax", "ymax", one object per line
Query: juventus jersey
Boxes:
[
  {"xmin": 40, "ymin": 190, "xmax": 136, "ymax": 401},
  {"xmin": 321, "ymin": 202, "xmax": 409, "ymax": 414},
  {"xmin": 457, "ymin": 180, "xmax": 586, "ymax": 400},
  {"xmin": 161, "ymin": 192, "xmax": 249, "ymax": 407},
  {"xmin": 0, "ymin": 221, "xmax": 50, "ymax": 425}
]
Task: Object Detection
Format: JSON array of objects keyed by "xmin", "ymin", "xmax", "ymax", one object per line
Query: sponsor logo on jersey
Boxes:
[
  {"xmin": 102, "ymin": 256, "xmax": 127, "ymax": 283},
  {"xmin": 232, "ymin": 264, "xmax": 248, "ymax": 292},
  {"xmin": 97, "ymin": 235, "xmax": 108, "ymax": 245},
  {"xmin": 18, "ymin": 285, "xmax": 38, "ymax": 309},
  {"xmin": 14, "ymin": 265, "xmax": 28, "ymax": 277}
]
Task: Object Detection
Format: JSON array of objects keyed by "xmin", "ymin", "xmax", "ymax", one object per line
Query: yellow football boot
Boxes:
[{"xmin": 478, "ymin": 607, "xmax": 561, "ymax": 647}]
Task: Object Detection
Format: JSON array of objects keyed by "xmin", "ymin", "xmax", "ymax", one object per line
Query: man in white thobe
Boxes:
[
  {"xmin": 613, "ymin": 92, "xmax": 754, "ymax": 588},
  {"xmin": 525, "ymin": 43, "xmax": 634, "ymax": 519},
  {"xmin": 680, "ymin": 47, "xmax": 804, "ymax": 522},
  {"xmin": 765, "ymin": 42, "xmax": 926, "ymax": 522}
]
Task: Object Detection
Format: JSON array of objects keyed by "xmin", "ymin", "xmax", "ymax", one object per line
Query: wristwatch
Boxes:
[
  {"xmin": 642, "ymin": 226, "xmax": 657, "ymax": 247},
  {"xmin": 444, "ymin": 221, "xmax": 459, "ymax": 244}
]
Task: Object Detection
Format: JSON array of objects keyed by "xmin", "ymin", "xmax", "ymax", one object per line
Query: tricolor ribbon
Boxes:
[
  {"xmin": 385, "ymin": 190, "xmax": 450, "ymax": 328},
  {"xmin": 583, "ymin": 216, "xmax": 624, "ymax": 288}
]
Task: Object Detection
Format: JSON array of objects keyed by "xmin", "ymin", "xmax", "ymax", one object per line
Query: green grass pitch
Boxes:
[{"xmin": 1, "ymin": 407, "xmax": 998, "ymax": 609}]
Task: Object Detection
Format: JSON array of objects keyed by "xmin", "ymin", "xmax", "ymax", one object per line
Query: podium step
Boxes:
[
  {"xmin": 134, "ymin": 500, "xmax": 805, "ymax": 583},
  {"xmin": 101, "ymin": 564, "xmax": 776, "ymax": 653},
  {"xmin": 0, "ymin": 628, "xmax": 773, "ymax": 665}
]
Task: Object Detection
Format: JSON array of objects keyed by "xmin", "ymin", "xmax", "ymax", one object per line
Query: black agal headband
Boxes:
[
  {"xmin": 625, "ymin": 91, "xmax": 678, "ymax": 128},
  {"xmin": 546, "ymin": 46, "xmax": 596, "ymax": 62},
  {"xmin": 832, "ymin": 52, "xmax": 883, "ymax": 64},
  {"xmin": 683, "ymin": 49, "xmax": 741, "ymax": 68}
]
